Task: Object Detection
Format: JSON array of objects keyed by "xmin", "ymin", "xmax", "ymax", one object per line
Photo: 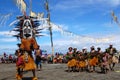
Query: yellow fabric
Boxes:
[
  {"xmin": 19, "ymin": 38, "xmax": 38, "ymax": 70},
  {"xmin": 16, "ymin": 54, "xmax": 36, "ymax": 71},
  {"xmin": 89, "ymin": 57, "xmax": 98, "ymax": 66},
  {"xmin": 23, "ymin": 54, "xmax": 36, "ymax": 70},
  {"xmin": 20, "ymin": 38, "xmax": 38, "ymax": 51},
  {"xmin": 67, "ymin": 59, "xmax": 77, "ymax": 67},
  {"xmin": 78, "ymin": 61, "xmax": 86, "ymax": 68}
]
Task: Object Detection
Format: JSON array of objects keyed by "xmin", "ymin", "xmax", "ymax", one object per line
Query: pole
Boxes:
[
  {"xmin": 45, "ymin": 0, "xmax": 54, "ymax": 63},
  {"xmin": 30, "ymin": 0, "xmax": 32, "ymax": 16}
]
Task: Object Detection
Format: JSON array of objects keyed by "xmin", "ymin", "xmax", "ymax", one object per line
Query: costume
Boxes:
[
  {"xmin": 88, "ymin": 47, "xmax": 98, "ymax": 72},
  {"xmin": 106, "ymin": 45, "xmax": 118, "ymax": 68},
  {"xmin": 89, "ymin": 48, "xmax": 98, "ymax": 67},
  {"xmin": 12, "ymin": 16, "xmax": 40, "ymax": 80}
]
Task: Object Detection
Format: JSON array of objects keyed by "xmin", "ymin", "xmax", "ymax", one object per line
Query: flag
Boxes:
[
  {"xmin": 45, "ymin": 1, "xmax": 49, "ymax": 10},
  {"xmin": 114, "ymin": 16, "xmax": 119, "ymax": 23},
  {"xmin": 111, "ymin": 11, "xmax": 115, "ymax": 17},
  {"xmin": 16, "ymin": 0, "xmax": 26, "ymax": 14},
  {"xmin": 21, "ymin": 0, "xmax": 26, "ymax": 13},
  {"xmin": 111, "ymin": 11, "xmax": 119, "ymax": 25}
]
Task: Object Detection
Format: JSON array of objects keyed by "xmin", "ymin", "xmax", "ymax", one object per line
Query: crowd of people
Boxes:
[
  {"xmin": 65, "ymin": 45, "xmax": 120, "ymax": 73},
  {"xmin": 0, "ymin": 44, "xmax": 120, "ymax": 74},
  {"xmin": 0, "ymin": 53, "xmax": 17, "ymax": 64}
]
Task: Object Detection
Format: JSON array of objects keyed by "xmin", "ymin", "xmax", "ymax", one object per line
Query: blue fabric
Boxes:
[{"xmin": 35, "ymin": 60, "xmax": 41, "ymax": 65}]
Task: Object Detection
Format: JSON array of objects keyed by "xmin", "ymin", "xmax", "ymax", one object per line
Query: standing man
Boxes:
[
  {"xmin": 89, "ymin": 46, "xmax": 98, "ymax": 72},
  {"xmin": 106, "ymin": 44, "xmax": 117, "ymax": 55},
  {"xmin": 34, "ymin": 46, "xmax": 42, "ymax": 71},
  {"xmin": 66, "ymin": 47, "xmax": 73, "ymax": 62},
  {"xmin": 106, "ymin": 44, "xmax": 118, "ymax": 70}
]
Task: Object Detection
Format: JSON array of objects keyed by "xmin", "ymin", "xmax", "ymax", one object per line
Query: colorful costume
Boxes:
[
  {"xmin": 106, "ymin": 45, "xmax": 118, "ymax": 71},
  {"xmin": 88, "ymin": 46, "xmax": 98, "ymax": 72},
  {"xmin": 12, "ymin": 15, "xmax": 41, "ymax": 80}
]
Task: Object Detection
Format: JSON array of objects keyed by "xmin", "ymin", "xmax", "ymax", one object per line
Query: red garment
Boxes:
[
  {"xmin": 9, "ymin": 55, "xmax": 12, "ymax": 59},
  {"xmin": 16, "ymin": 57, "xmax": 24, "ymax": 66}
]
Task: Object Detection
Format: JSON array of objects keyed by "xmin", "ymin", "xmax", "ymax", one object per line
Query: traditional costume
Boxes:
[{"xmin": 14, "ymin": 16, "xmax": 39, "ymax": 80}]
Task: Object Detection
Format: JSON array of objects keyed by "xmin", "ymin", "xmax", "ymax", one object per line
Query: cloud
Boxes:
[
  {"xmin": 55, "ymin": 0, "xmax": 120, "ymax": 10},
  {"xmin": 0, "ymin": 31, "xmax": 9, "ymax": 35},
  {"xmin": 0, "ymin": 45, "xmax": 17, "ymax": 54},
  {"xmin": 0, "ymin": 29, "xmax": 120, "ymax": 54},
  {"xmin": 40, "ymin": 32, "xmax": 120, "ymax": 53},
  {"xmin": 0, "ymin": 13, "xmax": 12, "ymax": 26},
  {"xmin": 50, "ymin": 0, "xmax": 120, "ymax": 23},
  {"xmin": 0, "ymin": 31, "xmax": 18, "ymax": 42},
  {"xmin": 0, "ymin": 38, "xmax": 17, "ymax": 42},
  {"xmin": 101, "ymin": 22, "xmax": 114, "ymax": 28},
  {"xmin": 103, "ymin": 0, "xmax": 120, "ymax": 7},
  {"xmin": 39, "ymin": 22, "xmax": 119, "ymax": 50},
  {"xmin": 0, "ymin": 31, "xmax": 17, "ymax": 36},
  {"xmin": 87, "ymin": 0, "xmax": 120, "ymax": 7}
]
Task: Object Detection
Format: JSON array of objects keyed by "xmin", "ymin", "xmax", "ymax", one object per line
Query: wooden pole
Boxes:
[{"xmin": 46, "ymin": 0, "xmax": 54, "ymax": 63}]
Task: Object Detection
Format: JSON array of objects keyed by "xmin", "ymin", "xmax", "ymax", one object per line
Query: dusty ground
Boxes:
[{"xmin": 0, "ymin": 63, "xmax": 120, "ymax": 80}]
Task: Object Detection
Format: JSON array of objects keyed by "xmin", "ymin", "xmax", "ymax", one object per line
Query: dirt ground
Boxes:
[{"xmin": 0, "ymin": 63, "xmax": 120, "ymax": 80}]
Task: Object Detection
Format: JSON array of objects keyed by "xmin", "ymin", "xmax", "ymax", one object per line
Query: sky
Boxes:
[{"xmin": 0, "ymin": 0, "xmax": 120, "ymax": 55}]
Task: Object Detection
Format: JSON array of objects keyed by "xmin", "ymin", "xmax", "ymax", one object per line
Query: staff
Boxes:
[{"xmin": 45, "ymin": 0, "xmax": 54, "ymax": 63}]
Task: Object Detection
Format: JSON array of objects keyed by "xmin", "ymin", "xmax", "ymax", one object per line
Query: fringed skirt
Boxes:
[
  {"xmin": 16, "ymin": 54, "xmax": 36, "ymax": 71},
  {"xmin": 67, "ymin": 59, "xmax": 77, "ymax": 67},
  {"xmin": 89, "ymin": 57, "xmax": 98, "ymax": 66}
]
